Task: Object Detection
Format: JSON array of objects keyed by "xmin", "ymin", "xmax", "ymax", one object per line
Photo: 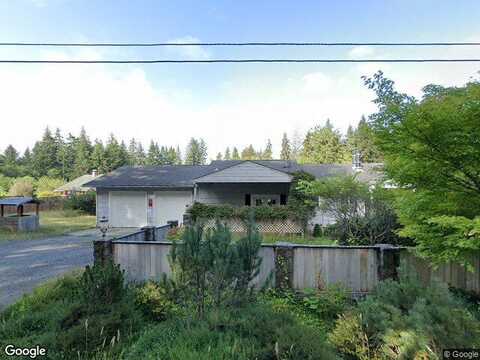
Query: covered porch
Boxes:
[
  {"xmin": 194, "ymin": 182, "xmax": 291, "ymax": 207},
  {"xmin": 193, "ymin": 160, "xmax": 294, "ymax": 208}
]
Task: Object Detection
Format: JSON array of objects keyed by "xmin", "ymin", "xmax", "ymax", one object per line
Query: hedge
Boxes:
[{"xmin": 187, "ymin": 202, "xmax": 309, "ymax": 222}]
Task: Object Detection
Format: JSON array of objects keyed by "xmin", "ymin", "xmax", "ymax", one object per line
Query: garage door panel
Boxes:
[
  {"xmin": 155, "ymin": 191, "xmax": 192, "ymax": 226},
  {"xmin": 110, "ymin": 191, "xmax": 147, "ymax": 227}
]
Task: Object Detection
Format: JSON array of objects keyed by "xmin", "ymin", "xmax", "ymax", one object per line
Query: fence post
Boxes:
[
  {"xmin": 93, "ymin": 239, "xmax": 113, "ymax": 264},
  {"xmin": 275, "ymin": 242, "xmax": 295, "ymax": 290},
  {"xmin": 142, "ymin": 226, "xmax": 156, "ymax": 241},
  {"xmin": 376, "ymin": 244, "xmax": 401, "ymax": 281}
]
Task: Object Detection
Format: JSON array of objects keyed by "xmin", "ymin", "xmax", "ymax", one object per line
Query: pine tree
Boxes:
[
  {"xmin": 262, "ymin": 139, "xmax": 273, "ymax": 160},
  {"xmin": 216, "ymin": 152, "xmax": 222, "ymax": 160},
  {"xmin": 31, "ymin": 127, "xmax": 59, "ymax": 177},
  {"xmin": 127, "ymin": 138, "xmax": 138, "ymax": 165},
  {"xmin": 73, "ymin": 127, "xmax": 92, "ymax": 177},
  {"xmin": 165, "ymin": 146, "xmax": 177, "ymax": 165},
  {"xmin": 241, "ymin": 145, "xmax": 257, "ymax": 160},
  {"xmin": 300, "ymin": 122, "xmax": 349, "ymax": 164},
  {"xmin": 224, "ymin": 147, "xmax": 231, "ymax": 160},
  {"xmin": 135, "ymin": 143, "xmax": 147, "ymax": 165},
  {"xmin": 90, "ymin": 139, "xmax": 106, "ymax": 173},
  {"xmin": 58, "ymin": 133, "xmax": 77, "ymax": 180},
  {"xmin": 21, "ymin": 148, "xmax": 32, "ymax": 174},
  {"xmin": 280, "ymin": 133, "xmax": 291, "ymax": 160},
  {"xmin": 185, "ymin": 138, "xmax": 208, "ymax": 165},
  {"xmin": 1, "ymin": 145, "xmax": 22, "ymax": 177},
  {"xmin": 353, "ymin": 116, "xmax": 382, "ymax": 162},
  {"xmin": 199, "ymin": 139, "xmax": 208, "ymax": 164},
  {"xmin": 147, "ymin": 141, "xmax": 161, "ymax": 165},
  {"xmin": 232, "ymin": 147, "xmax": 240, "ymax": 160},
  {"xmin": 104, "ymin": 134, "xmax": 127, "ymax": 171},
  {"xmin": 3, "ymin": 145, "xmax": 19, "ymax": 165}
]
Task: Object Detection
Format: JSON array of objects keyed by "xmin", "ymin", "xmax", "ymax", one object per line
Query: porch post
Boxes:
[{"xmin": 193, "ymin": 183, "xmax": 198, "ymax": 202}]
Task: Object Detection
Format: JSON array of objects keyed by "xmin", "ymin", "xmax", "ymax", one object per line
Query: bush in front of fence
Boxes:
[
  {"xmin": 169, "ymin": 217, "xmax": 262, "ymax": 316},
  {"xmin": 329, "ymin": 265, "xmax": 480, "ymax": 359}
]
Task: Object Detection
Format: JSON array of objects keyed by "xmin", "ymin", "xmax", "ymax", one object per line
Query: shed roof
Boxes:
[{"xmin": 0, "ymin": 197, "xmax": 37, "ymax": 206}]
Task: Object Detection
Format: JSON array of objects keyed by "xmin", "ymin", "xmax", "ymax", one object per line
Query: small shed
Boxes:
[{"xmin": 0, "ymin": 197, "xmax": 40, "ymax": 231}]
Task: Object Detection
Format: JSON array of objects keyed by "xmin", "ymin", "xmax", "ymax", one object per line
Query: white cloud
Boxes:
[
  {"xmin": 302, "ymin": 72, "xmax": 333, "ymax": 94},
  {"xmin": 166, "ymin": 36, "xmax": 211, "ymax": 60}
]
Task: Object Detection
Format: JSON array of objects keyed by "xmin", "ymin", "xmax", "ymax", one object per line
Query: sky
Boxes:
[{"xmin": 0, "ymin": 0, "xmax": 479, "ymax": 159}]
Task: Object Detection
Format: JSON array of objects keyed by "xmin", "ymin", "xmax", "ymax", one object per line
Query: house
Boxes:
[
  {"xmin": 54, "ymin": 170, "xmax": 99, "ymax": 197},
  {"xmin": 85, "ymin": 160, "xmax": 381, "ymax": 228}
]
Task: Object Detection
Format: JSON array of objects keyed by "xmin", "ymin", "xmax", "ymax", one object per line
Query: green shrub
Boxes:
[
  {"xmin": 313, "ymin": 223, "xmax": 322, "ymax": 237},
  {"xmin": 449, "ymin": 287, "xmax": 480, "ymax": 320},
  {"xmin": 135, "ymin": 281, "xmax": 179, "ymax": 321},
  {"xmin": 169, "ymin": 218, "xmax": 262, "ymax": 316},
  {"xmin": 327, "ymin": 313, "xmax": 379, "ymax": 360},
  {"xmin": 0, "ymin": 270, "xmax": 147, "ymax": 360},
  {"xmin": 263, "ymin": 285, "xmax": 351, "ymax": 331},
  {"xmin": 166, "ymin": 225, "xmax": 185, "ymax": 240},
  {"xmin": 56, "ymin": 298, "xmax": 145, "ymax": 359},
  {"xmin": 80, "ymin": 260, "xmax": 126, "ymax": 311},
  {"xmin": 64, "ymin": 191, "xmax": 96, "ymax": 215},
  {"xmin": 329, "ymin": 266, "xmax": 480, "ymax": 359},
  {"xmin": 123, "ymin": 304, "xmax": 337, "ymax": 360}
]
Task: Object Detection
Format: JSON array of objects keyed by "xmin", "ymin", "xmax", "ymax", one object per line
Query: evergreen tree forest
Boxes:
[{"xmin": 0, "ymin": 120, "xmax": 380, "ymax": 197}]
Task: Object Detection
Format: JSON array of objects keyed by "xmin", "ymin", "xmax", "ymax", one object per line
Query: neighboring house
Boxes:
[
  {"xmin": 54, "ymin": 170, "xmax": 100, "ymax": 197},
  {"xmin": 85, "ymin": 160, "xmax": 381, "ymax": 229}
]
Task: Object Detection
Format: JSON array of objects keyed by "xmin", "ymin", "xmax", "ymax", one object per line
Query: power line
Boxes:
[
  {"xmin": 0, "ymin": 58, "xmax": 479, "ymax": 64},
  {"xmin": 0, "ymin": 41, "xmax": 480, "ymax": 47}
]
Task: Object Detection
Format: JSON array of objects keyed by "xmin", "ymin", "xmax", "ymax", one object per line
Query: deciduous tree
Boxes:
[{"xmin": 364, "ymin": 71, "xmax": 480, "ymax": 264}]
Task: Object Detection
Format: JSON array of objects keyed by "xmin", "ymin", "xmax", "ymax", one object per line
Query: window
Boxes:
[{"xmin": 251, "ymin": 194, "xmax": 280, "ymax": 206}]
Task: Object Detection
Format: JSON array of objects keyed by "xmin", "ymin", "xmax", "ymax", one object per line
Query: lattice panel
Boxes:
[{"xmin": 202, "ymin": 218, "xmax": 303, "ymax": 234}]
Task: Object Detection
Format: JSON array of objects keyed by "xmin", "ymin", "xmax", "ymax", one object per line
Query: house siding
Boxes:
[
  {"xmin": 195, "ymin": 161, "xmax": 292, "ymax": 183},
  {"xmin": 196, "ymin": 183, "xmax": 290, "ymax": 206}
]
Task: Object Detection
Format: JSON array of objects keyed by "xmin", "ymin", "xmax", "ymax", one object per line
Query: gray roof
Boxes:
[
  {"xmin": 54, "ymin": 174, "xmax": 98, "ymax": 192},
  {"xmin": 85, "ymin": 160, "xmax": 383, "ymax": 188},
  {"xmin": 0, "ymin": 197, "xmax": 37, "ymax": 206}
]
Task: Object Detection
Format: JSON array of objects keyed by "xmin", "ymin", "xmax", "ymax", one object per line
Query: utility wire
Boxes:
[
  {"xmin": 0, "ymin": 41, "xmax": 480, "ymax": 47},
  {"xmin": 0, "ymin": 59, "xmax": 480, "ymax": 64}
]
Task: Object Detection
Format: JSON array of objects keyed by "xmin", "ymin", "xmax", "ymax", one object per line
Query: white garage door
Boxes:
[
  {"xmin": 155, "ymin": 191, "xmax": 192, "ymax": 226},
  {"xmin": 109, "ymin": 191, "xmax": 147, "ymax": 227}
]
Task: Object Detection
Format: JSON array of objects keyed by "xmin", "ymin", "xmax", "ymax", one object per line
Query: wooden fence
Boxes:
[{"xmin": 94, "ymin": 235, "xmax": 480, "ymax": 295}]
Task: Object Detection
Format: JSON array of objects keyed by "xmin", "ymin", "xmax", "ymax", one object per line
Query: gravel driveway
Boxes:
[{"xmin": 0, "ymin": 228, "xmax": 134, "ymax": 310}]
